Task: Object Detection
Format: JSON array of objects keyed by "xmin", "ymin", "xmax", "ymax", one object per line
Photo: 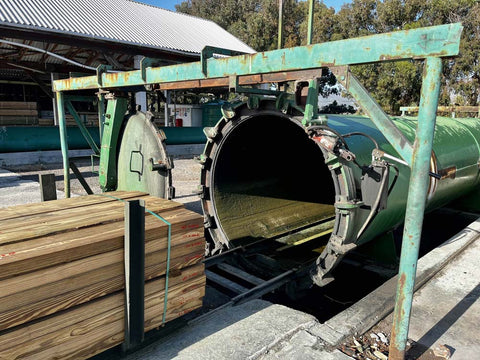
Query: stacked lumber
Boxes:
[
  {"xmin": 65, "ymin": 112, "xmax": 98, "ymax": 127},
  {"xmin": 0, "ymin": 191, "xmax": 205, "ymax": 359},
  {"xmin": 0, "ymin": 101, "xmax": 38, "ymax": 125},
  {"xmin": 38, "ymin": 118, "xmax": 54, "ymax": 126}
]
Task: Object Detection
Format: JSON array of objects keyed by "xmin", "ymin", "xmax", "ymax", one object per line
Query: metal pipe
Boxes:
[
  {"xmin": 307, "ymin": 0, "xmax": 315, "ymax": 45},
  {"xmin": 389, "ymin": 57, "xmax": 443, "ymax": 359},
  {"xmin": 55, "ymin": 91, "xmax": 70, "ymax": 198},
  {"xmin": 277, "ymin": 0, "xmax": 284, "ymax": 49},
  {"xmin": 0, "ymin": 39, "xmax": 97, "ymax": 71}
]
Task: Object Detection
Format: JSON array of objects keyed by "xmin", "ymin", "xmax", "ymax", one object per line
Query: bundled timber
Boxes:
[
  {"xmin": 38, "ymin": 118, "xmax": 54, "ymax": 126},
  {"xmin": 0, "ymin": 102, "xmax": 38, "ymax": 126},
  {"xmin": 0, "ymin": 102, "xmax": 37, "ymax": 110},
  {"xmin": 0, "ymin": 191, "xmax": 205, "ymax": 359}
]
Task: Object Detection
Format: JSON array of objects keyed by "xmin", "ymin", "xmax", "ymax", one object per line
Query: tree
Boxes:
[{"xmin": 175, "ymin": 0, "xmax": 480, "ymax": 113}]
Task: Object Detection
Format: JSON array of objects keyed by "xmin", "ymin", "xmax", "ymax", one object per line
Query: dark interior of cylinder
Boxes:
[{"xmin": 212, "ymin": 114, "xmax": 336, "ymax": 246}]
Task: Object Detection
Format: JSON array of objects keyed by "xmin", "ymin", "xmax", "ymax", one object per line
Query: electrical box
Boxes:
[{"xmin": 167, "ymin": 104, "xmax": 203, "ymax": 127}]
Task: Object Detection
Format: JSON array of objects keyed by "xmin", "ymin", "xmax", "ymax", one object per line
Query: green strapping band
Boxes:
[{"xmin": 95, "ymin": 193, "xmax": 172, "ymax": 325}]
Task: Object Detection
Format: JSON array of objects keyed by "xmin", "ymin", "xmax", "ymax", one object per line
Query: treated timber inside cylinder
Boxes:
[{"xmin": 211, "ymin": 114, "xmax": 336, "ymax": 246}]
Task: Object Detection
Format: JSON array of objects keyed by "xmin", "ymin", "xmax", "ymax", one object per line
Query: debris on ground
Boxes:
[
  {"xmin": 339, "ymin": 332, "xmax": 419, "ymax": 360},
  {"xmin": 340, "ymin": 332, "xmax": 455, "ymax": 360}
]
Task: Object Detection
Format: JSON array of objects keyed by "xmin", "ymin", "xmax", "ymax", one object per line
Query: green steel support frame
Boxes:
[
  {"xmin": 55, "ymin": 91, "xmax": 70, "ymax": 198},
  {"xmin": 389, "ymin": 57, "xmax": 444, "ymax": 359},
  {"xmin": 98, "ymin": 96, "xmax": 129, "ymax": 191},
  {"xmin": 53, "ymin": 23, "xmax": 463, "ymax": 360},
  {"xmin": 53, "ymin": 24, "xmax": 462, "ymax": 92}
]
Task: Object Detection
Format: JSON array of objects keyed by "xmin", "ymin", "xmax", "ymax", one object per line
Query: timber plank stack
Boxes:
[
  {"xmin": 65, "ymin": 112, "xmax": 98, "ymax": 127},
  {"xmin": 0, "ymin": 191, "xmax": 205, "ymax": 359},
  {"xmin": 0, "ymin": 101, "xmax": 38, "ymax": 125}
]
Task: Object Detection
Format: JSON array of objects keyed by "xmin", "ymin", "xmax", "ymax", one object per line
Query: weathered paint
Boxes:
[
  {"xmin": 389, "ymin": 57, "xmax": 443, "ymax": 359},
  {"xmin": 98, "ymin": 97, "xmax": 129, "ymax": 191},
  {"xmin": 55, "ymin": 91, "xmax": 70, "ymax": 198},
  {"xmin": 303, "ymin": 79, "xmax": 319, "ymax": 124},
  {"xmin": 335, "ymin": 69, "xmax": 414, "ymax": 165},
  {"xmin": 53, "ymin": 23, "xmax": 462, "ymax": 92},
  {"xmin": 64, "ymin": 100, "xmax": 100, "ymax": 154}
]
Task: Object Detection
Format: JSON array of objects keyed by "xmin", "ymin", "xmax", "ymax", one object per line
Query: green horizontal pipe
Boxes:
[
  {"xmin": 53, "ymin": 23, "xmax": 462, "ymax": 92},
  {"xmin": 0, "ymin": 126, "xmax": 101, "ymax": 153},
  {"xmin": 326, "ymin": 113, "xmax": 480, "ymax": 244},
  {"xmin": 160, "ymin": 127, "xmax": 207, "ymax": 145},
  {"xmin": 0, "ymin": 126, "xmax": 206, "ymax": 153}
]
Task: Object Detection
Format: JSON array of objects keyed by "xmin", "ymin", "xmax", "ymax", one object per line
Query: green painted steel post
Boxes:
[
  {"xmin": 98, "ymin": 93, "xmax": 106, "ymax": 140},
  {"xmin": 303, "ymin": 0, "xmax": 317, "ymax": 126},
  {"xmin": 55, "ymin": 91, "xmax": 70, "ymax": 198},
  {"xmin": 307, "ymin": 0, "xmax": 315, "ymax": 45},
  {"xmin": 277, "ymin": 0, "xmax": 283, "ymax": 49},
  {"xmin": 98, "ymin": 96, "xmax": 129, "ymax": 191},
  {"xmin": 302, "ymin": 79, "xmax": 319, "ymax": 125},
  {"xmin": 389, "ymin": 57, "xmax": 443, "ymax": 360}
]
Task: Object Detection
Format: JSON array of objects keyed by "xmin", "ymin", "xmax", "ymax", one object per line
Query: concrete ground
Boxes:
[
  {"xmin": 0, "ymin": 168, "xmax": 66, "ymax": 207},
  {"xmin": 2, "ymin": 157, "xmax": 203, "ymax": 213},
  {"xmin": 110, "ymin": 222, "xmax": 479, "ymax": 360},
  {"xmin": 372, "ymin": 237, "xmax": 480, "ymax": 359},
  {"xmin": 1, "ymin": 157, "xmax": 479, "ymax": 360}
]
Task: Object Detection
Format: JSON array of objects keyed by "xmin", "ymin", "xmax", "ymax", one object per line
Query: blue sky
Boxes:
[{"xmin": 139, "ymin": 0, "xmax": 349, "ymax": 12}]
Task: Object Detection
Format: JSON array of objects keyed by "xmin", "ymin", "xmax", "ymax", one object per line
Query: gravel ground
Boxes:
[{"xmin": 3, "ymin": 157, "xmax": 203, "ymax": 214}]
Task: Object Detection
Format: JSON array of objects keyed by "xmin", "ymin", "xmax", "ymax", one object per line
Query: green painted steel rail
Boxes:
[{"xmin": 53, "ymin": 23, "xmax": 461, "ymax": 92}]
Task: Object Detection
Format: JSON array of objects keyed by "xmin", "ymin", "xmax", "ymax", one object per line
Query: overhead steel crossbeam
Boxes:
[{"xmin": 53, "ymin": 23, "xmax": 462, "ymax": 92}]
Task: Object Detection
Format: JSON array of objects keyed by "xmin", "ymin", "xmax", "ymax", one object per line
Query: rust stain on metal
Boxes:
[{"xmin": 438, "ymin": 166, "xmax": 456, "ymax": 180}]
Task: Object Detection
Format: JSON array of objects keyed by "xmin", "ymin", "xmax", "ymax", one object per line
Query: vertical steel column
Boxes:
[
  {"xmin": 277, "ymin": 0, "xmax": 284, "ymax": 49},
  {"xmin": 307, "ymin": 0, "xmax": 315, "ymax": 45},
  {"xmin": 302, "ymin": 0, "xmax": 317, "ymax": 125},
  {"xmin": 97, "ymin": 93, "xmax": 106, "ymax": 140},
  {"xmin": 389, "ymin": 57, "xmax": 443, "ymax": 360},
  {"xmin": 55, "ymin": 91, "xmax": 70, "ymax": 198},
  {"xmin": 123, "ymin": 199, "xmax": 145, "ymax": 351}
]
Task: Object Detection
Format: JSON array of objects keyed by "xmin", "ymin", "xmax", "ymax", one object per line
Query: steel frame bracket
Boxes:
[
  {"xmin": 228, "ymin": 75, "xmax": 282, "ymax": 97},
  {"xmin": 96, "ymin": 64, "xmax": 113, "ymax": 87},
  {"xmin": 98, "ymin": 96, "xmax": 129, "ymax": 190},
  {"xmin": 201, "ymin": 46, "xmax": 247, "ymax": 76},
  {"xmin": 331, "ymin": 66, "xmax": 414, "ymax": 166},
  {"xmin": 302, "ymin": 78, "xmax": 319, "ymax": 126},
  {"xmin": 140, "ymin": 57, "xmax": 164, "ymax": 81}
]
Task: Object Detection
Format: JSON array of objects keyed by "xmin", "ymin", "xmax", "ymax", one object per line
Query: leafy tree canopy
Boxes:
[{"xmin": 176, "ymin": 0, "xmax": 480, "ymax": 114}]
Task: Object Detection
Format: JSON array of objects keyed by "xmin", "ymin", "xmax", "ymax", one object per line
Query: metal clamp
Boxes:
[{"xmin": 122, "ymin": 199, "xmax": 146, "ymax": 352}]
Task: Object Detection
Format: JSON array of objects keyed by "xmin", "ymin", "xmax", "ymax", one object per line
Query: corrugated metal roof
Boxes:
[{"xmin": 0, "ymin": 0, "xmax": 255, "ymax": 55}]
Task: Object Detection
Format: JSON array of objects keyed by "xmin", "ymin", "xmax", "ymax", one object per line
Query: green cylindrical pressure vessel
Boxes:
[
  {"xmin": 199, "ymin": 101, "xmax": 480, "ymax": 283},
  {"xmin": 0, "ymin": 126, "xmax": 207, "ymax": 153},
  {"xmin": 0, "ymin": 126, "xmax": 101, "ymax": 152}
]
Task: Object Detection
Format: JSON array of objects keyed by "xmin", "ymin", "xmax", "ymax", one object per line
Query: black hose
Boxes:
[
  {"xmin": 341, "ymin": 132, "xmax": 379, "ymax": 150},
  {"xmin": 307, "ymin": 125, "xmax": 365, "ymax": 168},
  {"xmin": 306, "ymin": 125, "xmax": 350, "ymax": 150},
  {"xmin": 387, "ymin": 163, "xmax": 399, "ymax": 195}
]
